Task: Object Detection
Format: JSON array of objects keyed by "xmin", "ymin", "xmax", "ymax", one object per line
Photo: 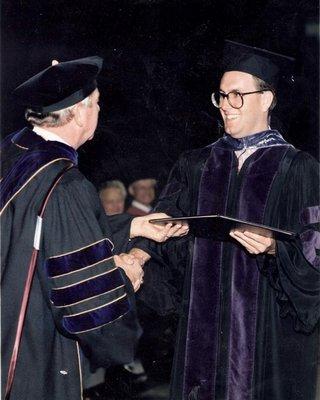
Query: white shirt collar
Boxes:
[
  {"xmin": 33, "ymin": 126, "xmax": 71, "ymax": 146},
  {"xmin": 131, "ymin": 200, "xmax": 152, "ymax": 213}
]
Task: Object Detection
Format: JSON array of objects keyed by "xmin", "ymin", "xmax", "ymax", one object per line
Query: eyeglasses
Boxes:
[{"xmin": 211, "ymin": 90, "xmax": 266, "ymax": 109}]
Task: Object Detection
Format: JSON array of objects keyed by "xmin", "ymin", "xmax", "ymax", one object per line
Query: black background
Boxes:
[{"xmin": 2, "ymin": 0, "xmax": 319, "ymax": 190}]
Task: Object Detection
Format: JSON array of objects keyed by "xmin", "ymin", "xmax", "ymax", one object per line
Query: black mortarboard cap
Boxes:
[
  {"xmin": 13, "ymin": 56, "xmax": 103, "ymax": 113},
  {"xmin": 223, "ymin": 40, "xmax": 295, "ymax": 88}
]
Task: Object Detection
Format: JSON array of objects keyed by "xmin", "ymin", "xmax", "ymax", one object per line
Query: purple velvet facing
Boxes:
[
  {"xmin": 51, "ymin": 269, "xmax": 125, "ymax": 307},
  {"xmin": 183, "ymin": 146, "xmax": 234, "ymax": 399},
  {"xmin": 300, "ymin": 206, "xmax": 320, "ymax": 226},
  {"xmin": 226, "ymin": 146, "xmax": 288, "ymax": 400},
  {"xmin": 183, "ymin": 143, "xmax": 290, "ymax": 399},
  {"xmin": 0, "ymin": 128, "xmax": 78, "ymax": 212},
  {"xmin": 46, "ymin": 239, "xmax": 113, "ymax": 278},
  {"xmin": 63, "ymin": 295, "xmax": 130, "ymax": 333},
  {"xmin": 300, "ymin": 230, "xmax": 320, "ymax": 268}
]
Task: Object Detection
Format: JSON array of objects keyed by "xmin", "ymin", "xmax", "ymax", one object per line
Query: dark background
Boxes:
[{"xmin": 2, "ymin": 0, "xmax": 319, "ymax": 190}]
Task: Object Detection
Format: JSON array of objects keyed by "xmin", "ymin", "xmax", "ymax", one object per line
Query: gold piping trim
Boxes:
[
  {"xmin": 65, "ymin": 293, "xmax": 127, "ymax": 318},
  {"xmin": 49, "ymin": 238, "xmax": 115, "ymax": 259},
  {"xmin": 50, "ymin": 256, "xmax": 113, "ymax": 279},
  {"xmin": 12, "ymin": 139, "xmax": 28, "ymax": 150},
  {"xmin": 72, "ymin": 310, "xmax": 129, "ymax": 335},
  {"xmin": 76, "ymin": 342, "xmax": 84, "ymax": 400},
  {"xmin": 54, "ymin": 284, "xmax": 125, "ymax": 308},
  {"xmin": 0, "ymin": 158, "xmax": 72, "ymax": 216},
  {"xmin": 52, "ymin": 268, "xmax": 119, "ymax": 290}
]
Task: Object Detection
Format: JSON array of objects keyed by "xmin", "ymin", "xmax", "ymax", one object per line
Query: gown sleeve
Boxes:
[
  {"xmin": 262, "ymin": 152, "xmax": 320, "ymax": 333},
  {"xmin": 41, "ymin": 168, "xmax": 141, "ymax": 367},
  {"xmin": 133, "ymin": 153, "xmax": 193, "ymax": 314}
]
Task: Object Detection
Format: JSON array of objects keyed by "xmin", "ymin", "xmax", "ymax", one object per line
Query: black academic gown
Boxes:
[
  {"xmin": 140, "ymin": 138, "xmax": 319, "ymax": 400},
  {"xmin": 1, "ymin": 128, "xmax": 141, "ymax": 400}
]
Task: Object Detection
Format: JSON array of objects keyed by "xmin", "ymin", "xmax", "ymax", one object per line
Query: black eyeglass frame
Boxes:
[{"xmin": 211, "ymin": 90, "xmax": 267, "ymax": 109}]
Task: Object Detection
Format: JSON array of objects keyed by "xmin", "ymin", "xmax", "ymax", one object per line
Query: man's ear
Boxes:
[
  {"xmin": 73, "ymin": 103, "xmax": 83, "ymax": 127},
  {"xmin": 261, "ymin": 91, "xmax": 274, "ymax": 113}
]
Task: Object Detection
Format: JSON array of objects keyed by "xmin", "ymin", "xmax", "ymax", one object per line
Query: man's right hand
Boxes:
[{"xmin": 114, "ymin": 253, "xmax": 144, "ymax": 292}]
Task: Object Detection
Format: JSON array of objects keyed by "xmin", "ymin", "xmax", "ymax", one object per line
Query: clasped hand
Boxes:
[
  {"xmin": 229, "ymin": 230, "xmax": 276, "ymax": 255},
  {"xmin": 130, "ymin": 213, "xmax": 189, "ymax": 242},
  {"xmin": 114, "ymin": 253, "xmax": 144, "ymax": 292}
]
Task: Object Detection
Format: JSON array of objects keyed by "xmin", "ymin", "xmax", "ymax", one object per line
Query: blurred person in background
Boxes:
[
  {"xmin": 99, "ymin": 180, "xmax": 127, "ymax": 215},
  {"xmin": 127, "ymin": 177, "xmax": 157, "ymax": 216}
]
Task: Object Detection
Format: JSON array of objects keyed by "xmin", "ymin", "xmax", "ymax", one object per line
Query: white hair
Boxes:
[
  {"xmin": 25, "ymin": 94, "xmax": 92, "ymax": 127},
  {"xmin": 99, "ymin": 180, "xmax": 127, "ymax": 199}
]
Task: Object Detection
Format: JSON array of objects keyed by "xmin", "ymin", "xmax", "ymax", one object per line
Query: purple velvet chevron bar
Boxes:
[
  {"xmin": 46, "ymin": 239, "xmax": 114, "ymax": 278},
  {"xmin": 51, "ymin": 269, "xmax": 124, "ymax": 307},
  {"xmin": 0, "ymin": 128, "xmax": 78, "ymax": 212},
  {"xmin": 300, "ymin": 206, "xmax": 320, "ymax": 226},
  {"xmin": 63, "ymin": 295, "xmax": 130, "ymax": 333},
  {"xmin": 300, "ymin": 230, "xmax": 320, "ymax": 268}
]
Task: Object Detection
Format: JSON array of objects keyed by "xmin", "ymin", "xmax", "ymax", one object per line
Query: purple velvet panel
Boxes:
[
  {"xmin": 0, "ymin": 128, "xmax": 78, "ymax": 211},
  {"xmin": 300, "ymin": 230, "xmax": 320, "ymax": 268},
  {"xmin": 226, "ymin": 146, "xmax": 289, "ymax": 400},
  {"xmin": 300, "ymin": 206, "xmax": 320, "ymax": 226},
  {"xmin": 51, "ymin": 269, "xmax": 125, "ymax": 307},
  {"xmin": 46, "ymin": 239, "xmax": 113, "ymax": 278},
  {"xmin": 183, "ymin": 146, "xmax": 234, "ymax": 399},
  {"xmin": 63, "ymin": 295, "xmax": 130, "ymax": 333}
]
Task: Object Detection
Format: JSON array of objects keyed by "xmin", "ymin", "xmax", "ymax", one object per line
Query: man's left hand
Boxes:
[
  {"xmin": 229, "ymin": 230, "xmax": 276, "ymax": 255},
  {"xmin": 130, "ymin": 213, "xmax": 189, "ymax": 242}
]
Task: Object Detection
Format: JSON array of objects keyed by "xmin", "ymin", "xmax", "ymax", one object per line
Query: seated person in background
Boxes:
[
  {"xmin": 127, "ymin": 176, "xmax": 157, "ymax": 216},
  {"xmin": 99, "ymin": 180, "xmax": 127, "ymax": 215}
]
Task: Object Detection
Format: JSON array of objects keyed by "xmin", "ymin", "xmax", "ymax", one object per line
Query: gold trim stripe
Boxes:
[
  {"xmin": 12, "ymin": 138, "xmax": 28, "ymax": 150},
  {"xmin": 53, "ymin": 284, "xmax": 125, "ymax": 308},
  {"xmin": 50, "ymin": 255, "xmax": 113, "ymax": 279},
  {"xmin": 72, "ymin": 310, "xmax": 129, "ymax": 335},
  {"xmin": 52, "ymin": 268, "xmax": 119, "ymax": 290},
  {"xmin": 76, "ymin": 342, "xmax": 84, "ymax": 400},
  {"xmin": 49, "ymin": 237, "xmax": 115, "ymax": 259},
  {"xmin": 0, "ymin": 158, "xmax": 72, "ymax": 216},
  {"xmin": 64, "ymin": 293, "xmax": 127, "ymax": 318}
]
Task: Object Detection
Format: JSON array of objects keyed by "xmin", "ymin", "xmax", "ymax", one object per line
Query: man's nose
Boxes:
[{"xmin": 220, "ymin": 95, "xmax": 230, "ymax": 110}]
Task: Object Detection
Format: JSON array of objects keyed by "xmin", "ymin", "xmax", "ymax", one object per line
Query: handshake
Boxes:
[{"xmin": 115, "ymin": 213, "xmax": 189, "ymax": 292}]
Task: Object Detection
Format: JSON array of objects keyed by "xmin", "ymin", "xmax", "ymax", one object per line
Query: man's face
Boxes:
[
  {"xmin": 100, "ymin": 187, "xmax": 125, "ymax": 215},
  {"xmin": 219, "ymin": 71, "xmax": 267, "ymax": 138},
  {"xmin": 82, "ymin": 88, "xmax": 100, "ymax": 141},
  {"xmin": 131, "ymin": 179, "xmax": 155, "ymax": 206}
]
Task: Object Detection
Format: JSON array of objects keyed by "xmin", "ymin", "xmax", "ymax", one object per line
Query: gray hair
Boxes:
[
  {"xmin": 25, "ymin": 95, "xmax": 92, "ymax": 127},
  {"xmin": 99, "ymin": 180, "xmax": 127, "ymax": 199}
]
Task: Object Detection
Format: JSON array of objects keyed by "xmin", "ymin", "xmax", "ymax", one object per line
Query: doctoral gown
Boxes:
[
  {"xmin": 1, "ymin": 128, "xmax": 141, "ymax": 400},
  {"xmin": 142, "ymin": 132, "xmax": 320, "ymax": 400}
]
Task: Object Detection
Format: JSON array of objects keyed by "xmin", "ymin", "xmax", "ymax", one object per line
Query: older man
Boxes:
[
  {"xmin": 0, "ymin": 56, "xmax": 187, "ymax": 400},
  {"xmin": 132, "ymin": 42, "xmax": 320, "ymax": 400},
  {"xmin": 127, "ymin": 177, "xmax": 157, "ymax": 216},
  {"xmin": 99, "ymin": 180, "xmax": 127, "ymax": 215}
]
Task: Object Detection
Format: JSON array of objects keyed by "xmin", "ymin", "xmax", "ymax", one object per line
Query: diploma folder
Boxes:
[{"xmin": 149, "ymin": 215, "xmax": 296, "ymax": 240}]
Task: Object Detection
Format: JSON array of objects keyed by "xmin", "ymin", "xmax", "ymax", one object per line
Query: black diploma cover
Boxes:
[{"xmin": 149, "ymin": 214, "xmax": 295, "ymax": 240}]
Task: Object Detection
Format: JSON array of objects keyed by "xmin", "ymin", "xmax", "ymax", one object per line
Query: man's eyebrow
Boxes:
[{"xmin": 219, "ymin": 88, "xmax": 241, "ymax": 93}]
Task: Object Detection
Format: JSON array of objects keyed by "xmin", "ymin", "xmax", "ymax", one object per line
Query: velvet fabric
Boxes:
[
  {"xmin": 300, "ymin": 206, "xmax": 320, "ymax": 226},
  {"xmin": 51, "ymin": 269, "xmax": 125, "ymax": 307},
  {"xmin": 0, "ymin": 128, "xmax": 78, "ymax": 212},
  {"xmin": 226, "ymin": 146, "xmax": 289, "ymax": 400},
  {"xmin": 183, "ymin": 147, "xmax": 233, "ymax": 398},
  {"xmin": 46, "ymin": 238, "xmax": 114, "ymax": 278},
  {"xmin": 221, "ymin": 129, "xmax": 290, "ymax": 151},
  {"xmin": 183, "ymin": 143, "xmax": 290, "ymax": 399},
  {"xmin": 63, "ymin": 295, "xmax": 130, "ymax": 334}
]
